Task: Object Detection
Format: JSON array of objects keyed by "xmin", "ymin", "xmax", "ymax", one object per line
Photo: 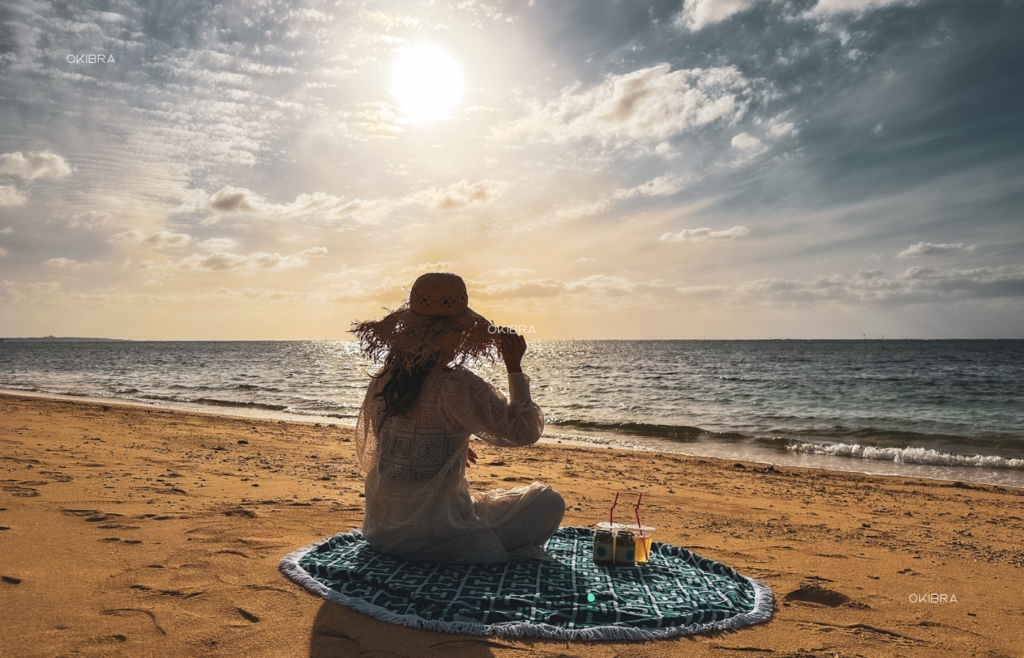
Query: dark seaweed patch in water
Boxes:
[
  {"xmin": 547, "ymin": 419, "xmax": 749, "ymax": 442},
  {"xmin": 191, "ymin": 398, "xmax": 288, "ymax": 412}
]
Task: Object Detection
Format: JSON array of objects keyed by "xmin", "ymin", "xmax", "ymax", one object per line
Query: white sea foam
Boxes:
[{"xmin": 788, "ymin": 442, "xmax": 1024, "ymax": 470}]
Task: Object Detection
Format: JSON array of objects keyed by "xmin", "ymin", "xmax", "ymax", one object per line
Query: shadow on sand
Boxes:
[
  {"xmin": 308, "ymin": 599, "xmax": 737, "ymax": 657},
  {"xmin": 308, "ymin": 601, "xmax": 499, "ymax": 658}
]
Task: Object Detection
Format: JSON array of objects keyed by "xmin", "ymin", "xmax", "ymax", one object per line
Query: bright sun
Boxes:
[{"xmin": 391, "ymin": 45, "xmax": 462, "ymax": 120}]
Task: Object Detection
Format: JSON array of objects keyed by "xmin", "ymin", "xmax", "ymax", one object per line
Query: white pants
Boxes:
[{"xmin": 492, "ymin": 487, "xmax": 565, "ymax": 556}]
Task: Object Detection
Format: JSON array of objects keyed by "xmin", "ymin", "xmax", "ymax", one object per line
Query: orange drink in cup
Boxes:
[{"xmin": 634, "ymin": 532, "xmax": 654, "ymax": 563}]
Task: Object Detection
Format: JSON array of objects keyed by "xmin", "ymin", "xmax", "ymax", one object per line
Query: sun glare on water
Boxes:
[{"xmin": 391, "ymin": 45, "xmax": 462, "ymax": 120}]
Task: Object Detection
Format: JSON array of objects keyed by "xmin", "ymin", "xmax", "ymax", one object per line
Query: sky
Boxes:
[{"xmin": 1, "ymin": 0, "xmax": 1022, "ymax": 340}]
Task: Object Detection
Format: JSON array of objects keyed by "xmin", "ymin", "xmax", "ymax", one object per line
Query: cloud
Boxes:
[
  {"xmin": 209, "ymin": 186, "xmax": 259, "ymax": 212},
  {"xmin": 897, "ymin": 242, "xmax": 975, "ymax": 259},
  {"xmin": 0, "ymin": 279, "xmax": 412, "ymax": 311},
  {"xmin": 533, "ymin": 173, "xmax": 696, "ymax": 228},
  {"xmin": 615, "ymin": 173, "xmax": 691, "ymax": 199},
  {"xmin": 677, "ymin": 0, "xmax": 763, "ymax": 30},
  {"xmin": 409, "ymin": 179, "xmax": 507, "ymax": 210},
  {"xmin": 493, "ymin": 64, "xmax": 750, "ymax": 146},
  {"xmin": 197, "ymin": 179, "xmax": 508, "ymax": 226},
  {"xmin": 43, "ymin": 257, "xmax": 103, "ymax": 270},
  {"xmin": 475, "ymin": 273, "xmax": 735, "ymax": 303},
  {"xmin": 360, "ymin": 9, "xmax": 443, "ymax": 31},
  {"xmin": 715, "ymin": 265, "xmax": 1024, "ymax": 307},
  {"xmin": 0, "ymin": 247, "xmax": 7, "ymax": 257},
  {"xmin": 473, "ymin": 264, "xmax": 1024, "ymax": 308},
  {"xmin": 400, "ymin": 262, "xmax": 453, "ymax": 275},
  {"xmin": 477, "ymin": 278, "xmax": 568, "ymax": 299},
  {"xmin": 172, "ymin": 253, "xmax": 269, "ymax": 271},
  {"xmin": 298, "ymin": 247, "xmax": 329, "ymax": 258},
  {"xmin": 741, "ymin": 265, "xmax": 1024, "ymax": 306},
  {"xmin": 166, "ymin": 247, "xmax": 327, "ymax": 272},
  {"xmin": 766, "ymin": 118, "xmax": 797, "ymax": 138},
  {"xmin": 67, "ymin": 211, "xmax": 109, "ymax": 228},
  {"xmin": 0, "ymin": 151, "xmax": 72, "ymax": 180},
  {"xmin": 198, "ymin": 237, "xmax": 239, "ymax": 252},
  {"xmin": 807, "ymin": 0, "xmax": 927, "ymax": 17},
  {"xmin": 675, "ymin": 0, "xmax": 928, "ymax": 28},
  {"xmin": 0, "ymin": 185, "xmax": 27, "ymax": 206},
  {"xmin": 108, "ymin": 229, "xmax": 192, "ymax": 249},
  {"xmin": 676, "ymin": 0, "xmax": 924, "ymax": 30},
  {"xmin": 481, "ymin": 268, "xmax": 536, "ymax": 278},
  {"xmin": 194, "ymin": 186, "xmax": 389, "ymax": 226},
  {"xmin": 731, "ymin": 132, "xmax": 764, "ymax": 152},
  {"xmin": 659, "ymin": 226, "xmax": 751, "ymax": 243}
]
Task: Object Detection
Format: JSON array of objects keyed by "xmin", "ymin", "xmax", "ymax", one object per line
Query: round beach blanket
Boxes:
[{"xmin": 280, "ymin": 526, "xmax": 773, "ymax": 641}]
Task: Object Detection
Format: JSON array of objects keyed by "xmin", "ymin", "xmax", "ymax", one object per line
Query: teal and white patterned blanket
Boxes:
[{"xmin": 280, "ymin": 526, "xmax": 772, "ymax": 640}]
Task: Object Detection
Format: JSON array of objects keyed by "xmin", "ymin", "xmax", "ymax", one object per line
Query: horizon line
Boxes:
[{"xmin": 4, "ymin": 337, "xmax": 1024, "ymax": 342}]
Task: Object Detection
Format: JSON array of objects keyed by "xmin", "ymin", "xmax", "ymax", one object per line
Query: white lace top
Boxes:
[{"xmin": 355, "ymin": 366, "xmax": 547, "ymax": 563}]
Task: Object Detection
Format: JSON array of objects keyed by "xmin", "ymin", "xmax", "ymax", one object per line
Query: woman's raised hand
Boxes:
[{"xmin": 497, "ymin": 329, "xmax": 526, "ymax": 374}]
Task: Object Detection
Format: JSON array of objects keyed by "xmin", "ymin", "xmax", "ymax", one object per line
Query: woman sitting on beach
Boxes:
[{"xmin": 351, "ymin": 272, "xmax": 565, "ymax": 563}]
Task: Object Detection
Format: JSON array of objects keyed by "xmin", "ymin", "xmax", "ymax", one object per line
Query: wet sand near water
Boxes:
[{"xmin": 2, "ymin": 392, "xmax": 1023, "ymax": 658}]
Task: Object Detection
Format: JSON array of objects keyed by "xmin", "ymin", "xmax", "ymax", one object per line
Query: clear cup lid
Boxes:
[{"xmin": 595, "ymin": 522, "xmax": 654, "ymax": 534}]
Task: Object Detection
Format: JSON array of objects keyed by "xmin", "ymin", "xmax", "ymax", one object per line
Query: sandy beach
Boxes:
[{"xmin": 1, "ymin": 391, "xmax": 1022, "ymax": 658}]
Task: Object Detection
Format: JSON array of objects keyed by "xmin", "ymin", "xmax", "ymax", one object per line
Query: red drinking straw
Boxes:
[
  {"xmin": 609, "ymin": 492, "xmax": 619, "ymax": 531},
  {"xmin": 634, "ymin": 493, "xmax": 644, "ymax": 538}
]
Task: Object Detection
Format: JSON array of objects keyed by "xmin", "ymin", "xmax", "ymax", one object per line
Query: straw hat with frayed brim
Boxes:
[{"xmin": 351, "ymin": 272, "xmax": 501, "ymax": 372}]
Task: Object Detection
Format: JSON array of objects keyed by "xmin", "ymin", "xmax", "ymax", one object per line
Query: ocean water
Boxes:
[{"xmin": 2, "ymin": 339, "xmax": 1023, "ymax": 487}]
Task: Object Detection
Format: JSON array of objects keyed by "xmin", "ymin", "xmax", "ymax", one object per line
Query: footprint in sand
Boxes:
[
  {"xmin": 86, "ymin": 513, "xmax": 125, "ymax": 523},
  {"xmin": 98, "ymin": 524, "xmax": 143, "ymax": 530},
  {"xmin": 38, "ymin": 471, "xmax": 73, "ymax": 483},
  {"xmin": 99, "ymin": 537, "xmax": 143, "ymax": 545},
  {"xmin": 785, "ymin": 585, "xmax": 867, "ymax": 608},
  {"xmin": 222, "ymin": 509, "xmax": 258, "ymax": 518},
  {"xmin": 130, "ymin": 584, "xmax": 204, "ymax": 598},
  {"xmin": 243, "ymin": 584, "xmax": 299, "ymax": 600},
  {"xmin": 1, "ymin": 485, "xmax": 40, "ymax": 497},
  {"xmin": 801, "ymin": 622, "xmax": 924, "ymax": 647},
  {"xmin": 60, "ymin": 509, "xmax": 100, "ymax": 517},
  {"xmin": 100, "ymin": 608, "xmax": 166, "ymax": 636}
]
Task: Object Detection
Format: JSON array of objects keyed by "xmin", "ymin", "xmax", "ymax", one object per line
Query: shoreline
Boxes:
[
  {"xmin": 4, "ymin": 388, "xmax": 1022, "ymax": 490},
  {"xmin": 2, "ymin": 391, "xmax": 1023, "ymax": 657}
]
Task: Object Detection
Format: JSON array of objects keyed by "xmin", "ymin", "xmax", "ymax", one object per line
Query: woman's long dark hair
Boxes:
[{"xmin": 372, "ymin": 353, "xmax": 443, "ymax": 420}]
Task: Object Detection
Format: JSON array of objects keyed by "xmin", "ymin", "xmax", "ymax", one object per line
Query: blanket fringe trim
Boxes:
[{"xmin": 279, "ymin": 530, "xmax": 774, "ymax": 641}]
